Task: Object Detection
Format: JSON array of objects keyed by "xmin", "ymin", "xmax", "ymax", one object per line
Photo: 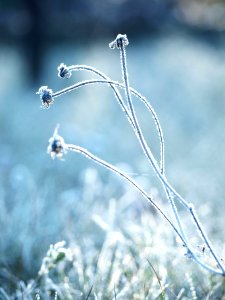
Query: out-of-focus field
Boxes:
[{"xmin": 1, "ymin": 31, "xmax": 225, "ymax": 298}]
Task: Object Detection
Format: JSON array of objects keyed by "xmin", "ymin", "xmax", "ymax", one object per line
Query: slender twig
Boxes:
[
  {"xmin": 39, "ymin": 35, "xmax": 225, "ymax": 276},
  {"xmin": 52, "ymin": 79, "xmax": 189, "ymax": 208},
  {"xmin": 116, "ymin": 36, "xmax": 224, "ymax": 273},
  {"xmin": 117, "ymin": 37, "xmax": 187, "ymax": 244},
  {"xmin": 52, "ymin": 77, "xmax": 225, "ymax": 273},
  {"xmin": 66, "ymin": 144, "xmax": 184, "ymax": 242},
  {"xmin": 67, "ymin": 66, "xmax": 183, "ymax": 245},
  {"xmin": 189, "ymin": 205, "xmax": 225, "ymax": 272},
  {"xmin": 65, "ymin": 143, "xmax": 223, "ymax": 275},
  {"xmin": 114, "ymin": 284, "xmax": 117, "ymax": 300},
  {"xmin": 85, "ymin": 285, "xmax": 94, "ymax": 300},
  {"xmin": 146, "ymin": 259, "xmax": 165, "ymax": 300},
  {"xmin": 67, "ymin": 64, "xmax": 165, "ymax": 174},
  {"xmin": 68, "ymin": 64, "xmax": 187, "ymax": 243},
  {"xmin": 71, "ymin": 67, "xmax": 185, "ymax": 244},
  {"xmin": 55, "ymin": 79, "xmax": 189, "ymax": 209}
]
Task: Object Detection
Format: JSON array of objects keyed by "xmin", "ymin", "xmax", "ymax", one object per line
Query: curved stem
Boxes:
[
  {"xmin": 66, "ymin": 143, "xmax": 223, "ymax": 276},
  {"xmin": 119, "ymin": 46, "xmax": 187, "ymax": 243},
  {"xmin": 67, "ymin": 65, "xmax": 135, "ymax": 129},
  {"xmin": 189, "ymin": 205, "xmax": 225, "ymax": 272},
  {"xmin": 52, "ymin": 78, "xmax": 225, "ymax": 274},
  {"xmin": 68, "ymin": 64, "xmax": 164, "ymax": 173},
  {"xmin": 66, "ymin": 144, "xmax": 179, "ymax": 238},
  {"xmin": 53, "ymin": 80, "xmax": 189, "ymax": 208},
  {"xmin": 68, "ymin": 64, "xmax": 186, "ymax": 243},
  {"xmin": 165, "ymin": 188, "xmax": 187, "ymax": 242},
  {"xmin": 119, "ymin": 44, "xmax": 224, "ymax": 273}
]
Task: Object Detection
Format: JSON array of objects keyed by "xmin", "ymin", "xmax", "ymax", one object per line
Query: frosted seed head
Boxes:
[
  {"xmin": 47, "ymin": 126, "xmax": 66, "ymax": 160},
  {"xmin": 109, "ymin": 34, "xmax": 129, "ymax": 49},
  {"xmin": 57, "ymin": 63, "xmax": 72, "ymax": 79},
  {"xmin": 36, "ymin": 86, "xmax": 54, "ymax": 109}
]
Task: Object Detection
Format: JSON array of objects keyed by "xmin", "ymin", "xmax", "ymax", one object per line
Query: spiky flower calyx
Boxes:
[
  {"xmin": 47, "ymin": 126, "xmax": 66, "ymax": 160},
  {"xmin": 109, "ymin": 34, "xmax": 129, "ymax": 50},
  {"xmin": 36, "ymin": 86, "xmax": 54, "ymax": 109},
  {"xmin": 57, "ymin": 63, "xmax": 72, "ymax": 79}
]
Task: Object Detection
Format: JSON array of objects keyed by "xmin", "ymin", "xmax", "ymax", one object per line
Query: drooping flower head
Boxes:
[
  {"xmin": 109, "ymin": 34, "xmax": 129, "ymax": 50},
  {"xmin": 47, "ymin": 125, "xmax": 66, "ymax": 160},
  {"xmin": 36, "ymin": 86, "xmax": 54, "ymax": 108},
  {"xmin": 57, "ymin": 63, "xmax": 72, "ymax": 79}
]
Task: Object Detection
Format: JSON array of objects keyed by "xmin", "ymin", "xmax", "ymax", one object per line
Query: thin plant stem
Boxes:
[
  {"xmin": 119, "ymin": 42, "xmax": 187, "ymax": 242},
  {"xmin": 67, "ymin": 64, "xmax": 165, "ymax": 174},
  {"xmin": 52, "ymin": 80, "xmax": 200, "ymax": 209},
  {"xmin": 120, "ymin": 48, "xmax": 187, "ymax": 242},
  {"xmin": 53, "ymin": 80, "xmax": 189, "ymax": 207},
  {"xmin": 37, "ymin": 37, "xmax": 225, "ymax": 276},
  {"xmin": 68, "ymin": 64, "xmax": 187, "ymax": 243},
  {"xmin": 65, "ymin": 143, "xmax": 223, "ymax": 276},
  {"xmin": 118, "ymin": 42, "xmax": 224, "ymax": 273},
  {"xmin": 66, "ymin": 144, "xmax": 183, "ymax": 241},
  {"xmin": 48, "ymin": 63, "xmax": 224, "ymax": 274},
  {"xmin": 57, "ymin": 65, "xmax": 188, "ymax": 243},
  {"xmin": 189, "ymin": 205, "xmax": 225, "ymax": 273},
  {"xmin": 85, "ymin": 285, "xmax": 94, "ymax": 300},
  {"xmin": 146, "ymin": 259, "xmax": 165, "ymax": 300},
  {"xmin": 67, "ymin": 65, "xmax": 136, "ymax": 129}
]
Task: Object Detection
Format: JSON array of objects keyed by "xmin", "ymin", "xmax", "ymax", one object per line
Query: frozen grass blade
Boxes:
[
  {"xmin": 147, "ymin": 259, "xmax": 165, "ymax": 300},
  {"xmin": 0, "ymin": 288, "xmax": 11, "ymax": 300},
  {"xmin": 85, "ymin": 285, "xmax": 93, "ymax": 300}
]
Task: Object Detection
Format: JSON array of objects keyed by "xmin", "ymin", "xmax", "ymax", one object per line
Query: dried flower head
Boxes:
[
  {"xmin": 57, "ymin": 63, "xmax": 72, "ymax": 79},
  {"xmin": 36, "ymin": 86, "xmax": 54, "ymax": 108},
  {"xmin": 47, "ymin": 126, "xmax": 66, "ymax": 159},
  {"xmin": 109, "ymin": 34, "xmax": 129, "ymax": 49}
]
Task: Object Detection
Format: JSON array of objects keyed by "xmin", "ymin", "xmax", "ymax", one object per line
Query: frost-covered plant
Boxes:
[
  {"xmin": 3, "ymin": 208, "xmax": 225, "ymax": 299},
  {"xmin": 38, "ymin": 241, "xmax": 72, "ymax": 276},
  {"xmin": 37, "ymin": 34, "xmax": 225, "ymax": 276}
]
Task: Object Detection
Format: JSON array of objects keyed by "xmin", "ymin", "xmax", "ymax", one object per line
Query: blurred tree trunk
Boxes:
[{"xmin": 23, "ymin": 0, "xmax": 44, "ymax": 84}]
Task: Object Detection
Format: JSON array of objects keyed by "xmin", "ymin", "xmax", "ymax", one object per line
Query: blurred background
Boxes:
[{"xmin": 1, "ymin": 0, "xmax": 225, "ymax": 291}]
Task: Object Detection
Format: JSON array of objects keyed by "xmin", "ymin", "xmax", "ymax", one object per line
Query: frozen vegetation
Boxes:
[{"xmin": 1, "ymin": 32, "xmax": 225, "ymax": 298}]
